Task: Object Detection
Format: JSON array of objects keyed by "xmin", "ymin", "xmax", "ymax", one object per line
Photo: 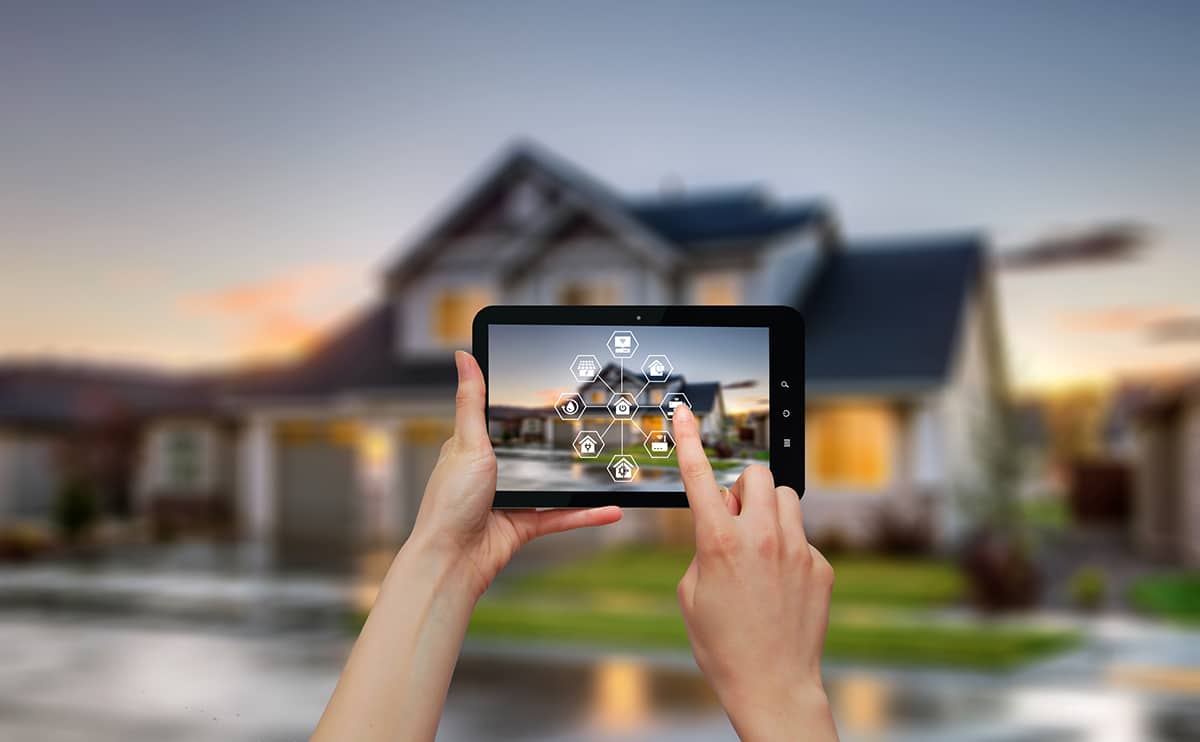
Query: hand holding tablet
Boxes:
[{"xmin": 473, "ymin": 305, "xmax": 804, "ymax": 509}]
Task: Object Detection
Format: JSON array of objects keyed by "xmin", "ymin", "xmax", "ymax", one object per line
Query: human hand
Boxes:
[
  {"xmin": 672, "ymin": 405, "xmax": 838, "ymax": 742},
  {"xmin": 407, "ymin": 351, "xmax": 622, "ymax": 600}
]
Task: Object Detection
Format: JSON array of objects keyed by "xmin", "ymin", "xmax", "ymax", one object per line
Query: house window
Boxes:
[
  {"xmin": 558, "ymin": 281, "xmax": 620, "ymax": 306},
  {"xmin": 649, "ymin": 389, "xmax": 665, "ymax": 404},
  {"xmin": 590, "ymin": 390, "xmax": 607, "ymax": 404},
  {"xmin": 693, "ymin": 274, "xmax": 741, "ymax": 306},
  {"xmin": 432, "ymin": 288, "xmax": 492, "ymax": 345},
  {"xmin": 806, "ymin": 404, "xmax": 894, "ymax": 490},
  {"xmin": 166, "ymin": 429, "xmax": 202, "ymax": 490}
]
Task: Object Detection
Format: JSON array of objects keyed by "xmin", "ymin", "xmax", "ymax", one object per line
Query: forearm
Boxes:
[
  {"xmin": 312, "ymin": 535, "xmax": 479, "ymax": 742},
  {"xmin": 723, "ymin": 685, "xmax": 838, "ymax": 742}
]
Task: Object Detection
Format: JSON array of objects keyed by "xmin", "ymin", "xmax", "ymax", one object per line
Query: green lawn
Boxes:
[
  {"xmin": 509, "ymin": 545, "xmax": 965, "ymax": 609},
  {"xmin": 468, "ymin": 599, "xmax": 1078, "ymax": 670},
  {"xmin": 456, "ymin": 545, "xmax": 1079, "ymax": 670},
  {"xmin": 1129, "ymin": 573, "xmax": 1200, "ymax": 626}
]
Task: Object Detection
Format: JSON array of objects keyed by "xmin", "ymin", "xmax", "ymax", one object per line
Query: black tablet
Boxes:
[{"xmin": 473, "ymin": 306, "xmax": 804, "ymax": 508}]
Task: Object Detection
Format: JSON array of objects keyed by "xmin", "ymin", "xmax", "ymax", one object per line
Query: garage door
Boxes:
[
  {"xmin": 275, "ymin": 424, "xmax": 358, "ymax": 570},
  {"xmin": 392, "ymin": 420, "xmax": 453, "ymax": 542}
]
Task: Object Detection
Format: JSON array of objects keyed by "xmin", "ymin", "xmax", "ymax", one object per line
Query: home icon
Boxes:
[
  {"xmin": 647, "ymin": 360, "xmax": 665, "ymax": 377},
  {"xmin": 615, "ymin": 400, "xmax": 631, "ymax": 416},
  {"xmin": 580, "ymin": 437, "xmax": 596, "ymax": 455},
  {"xmin": 614, "ymin": 461, "xmax": 633, "ymax": 480}
]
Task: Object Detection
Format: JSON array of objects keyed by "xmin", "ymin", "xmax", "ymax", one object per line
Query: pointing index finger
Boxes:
[{"xmin": 671, "ymin": 405, "xmax": 727, "ymax": 532}]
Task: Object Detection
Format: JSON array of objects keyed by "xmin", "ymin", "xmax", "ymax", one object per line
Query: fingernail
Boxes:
[{"xmin": 454, "ymin": 350, "xmax": 469, "ymax": 381}]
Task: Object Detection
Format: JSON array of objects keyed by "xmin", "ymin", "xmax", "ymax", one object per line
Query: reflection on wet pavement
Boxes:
[
  {"xmin": 1, "ymin": 613, "xmax": 1197, "ymax": 741},
  {"xmin": 496, "ymin": 452, "xmax": 742, "ymax": 491}
]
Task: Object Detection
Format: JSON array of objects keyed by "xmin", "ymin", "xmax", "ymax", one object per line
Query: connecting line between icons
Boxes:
[
  {"xmin": 596, "ymin": 375, "xmax": 616, "ymax": 395},
  {"xmin": 626, "ymin": 418, "xmax": 647, "ymax": 439},
  {"xmin": 601, "ymin": 419, "xmax": 616, "ymax": 439}
]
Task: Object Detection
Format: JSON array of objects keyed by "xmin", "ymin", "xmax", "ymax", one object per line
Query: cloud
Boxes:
[
  {"xmin": 998, "ymin": 221, "xmax": 1152, "ymax": 270},
  {"xmin": 1058, "ymin": 305, "xmax": 1191, "ymax": 333},
  {"xmin": 1146, "ymin": 316, "xmax": 1200, "ymax": 344},
  {"xmin": 182, "ymin": 262, "xmax": 361, "ymax": 359}
]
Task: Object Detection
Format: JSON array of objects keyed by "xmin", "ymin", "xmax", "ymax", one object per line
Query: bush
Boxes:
[
  {"xmin": 0, "ymin": 523, "xmax": 56, "ymax": 562},
  {"xmin": 54, "ymin": 477, "xmax": 99, "ymax": 543},
  {"xmin": 961, "ymin": 528, "xmax": 1041, "ymax": 613},
  {"xmin": 811, "ymin": 526, "xmax": 853, "ymax": 557},
  {"xmin": 872, "ymin": 500, "xmax": 934, "ymax": 555},
  {"xmin": 1069, "ymin": 566, "xmax": 1107, "ymax": 612}
]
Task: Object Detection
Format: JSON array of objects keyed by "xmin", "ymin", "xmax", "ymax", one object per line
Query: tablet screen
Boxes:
[{"xmin": 488, "ymin": 324, "xmax": 771, "ymax": 492}]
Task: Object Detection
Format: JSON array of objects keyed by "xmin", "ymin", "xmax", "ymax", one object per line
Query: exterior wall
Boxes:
[
  {"xmin": 397, "ymin": 265, "xmax": 499, "ymax": 357},
  {"xmin": 135, "ymin": 420, "xmax": 231, "ymax": 507},
  {"xmin": 1181, "ymin": 402, "xmax": 1200, "ymax": 565},
  {"xmin": 797, "ymin": 402, "xmax": 916, "ymax": 546},
  {"xmin": 1132, "ymin": 417, "xmax": 1181, "ymax": 561},
  {"xmin": 930, "ymin": 292, "xmax": 994, "ymax": 543},
  {"xmin": 0, "ymin": 430, "xmax": 60, "ymax": 520},
  {"xmin": 507, "ymin": 237, "xmax": 673, "ymax": 305}
]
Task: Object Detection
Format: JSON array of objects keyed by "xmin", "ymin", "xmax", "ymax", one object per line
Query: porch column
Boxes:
[{"xmin": 238, "ymin": 415, "xmax": 275, "ymax": 540}]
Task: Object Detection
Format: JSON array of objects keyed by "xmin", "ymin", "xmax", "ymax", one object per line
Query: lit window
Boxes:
[
  {"xmin": 649, "ymin": 389, "xmax": 665, "ymax": 404},
  {"xmin": 693, "ymin": 274, "xmax": 740, "ymax": 306},
  {"xmin": 433, "ymin": 288, "xmax": 492, "ymax": 345},
  {"xmin": 166, "ymin": 430, "xmax": 201, "ymax": 489},
  {"xmin": 558, "ymin": 281, "xmax": 620, "ymax": 306},
  {"xmin": 806, "ymin": 404, "xmax": 893, "ymax": 489}
]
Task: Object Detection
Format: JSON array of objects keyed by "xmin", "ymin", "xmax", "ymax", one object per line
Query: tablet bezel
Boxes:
[{"xmin": 473, "ymin": 305, "xmax": 804, "ymax": 508}]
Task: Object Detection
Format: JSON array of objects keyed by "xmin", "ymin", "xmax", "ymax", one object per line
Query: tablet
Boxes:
[{"xmin": 473, "ymin": 306, "xmax": 803, "ymax": 508}]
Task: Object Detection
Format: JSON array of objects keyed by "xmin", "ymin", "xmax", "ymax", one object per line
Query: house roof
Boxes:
[
  {"xmin": 627, "ymin": 188, "xmax": 831, "ymax": 252},
  {"xmin": 0, "ymin": 363, "xmax": 223, "ymax": 428},
  {"xmin": 679, "ymin": 382, "xmax": 721, "ymax": 414},
  {"xmin": 233, "ymin": 303, "xmax": 456, "ymax": 399},
  {"xmin": 801, "ymin": 235, "xmax": 986, "ymax": 394},
  {"xmin": 386, "ymin": 142, "xmax": 833, "ymax": 287}
]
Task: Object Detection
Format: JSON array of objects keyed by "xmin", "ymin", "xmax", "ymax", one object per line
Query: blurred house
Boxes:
[
  {"xmin": 0, "ymin": 364, "xmax": 236, "ymax": 528},
  {"xmin": 571, "ymin": 363, "xmax": 725, "ymax": 448},
  {"xmin": 1130, "ymin": 377, "xmax": 1200, "ymax": 566},
  {"xmin": 0, "ymin": 140, "xmax": 1005, "ymax": 555}
]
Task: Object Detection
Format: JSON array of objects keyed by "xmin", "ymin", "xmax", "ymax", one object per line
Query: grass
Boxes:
[
  {"xmin": 467, "ymin": 599, "xmax": 1079, "ymax": 670},
  {"xmin": 349, "ymin": 546, "xmax": 1078, "ymax": 670},
  {"xmin": 1129, "ymin": 573, "xmax": 1200, "ymax": 626},
  {"xmin": 509, "ymin": 545, "xmax": 966, "ymax": 609}
]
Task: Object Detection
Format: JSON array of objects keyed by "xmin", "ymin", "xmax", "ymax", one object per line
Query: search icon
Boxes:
[{"xmin": 780, "ymin": 380, "xmax": 789, "ymax": 389}]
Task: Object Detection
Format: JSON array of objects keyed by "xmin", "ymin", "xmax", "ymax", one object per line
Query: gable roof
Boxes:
[
  {"xmin": 801, "ymin": 235, "xmax": 986, "ymax": 394},
  {"xmin": 386, "ymin": 141, "xmax": 833, "ymax": 287},
  {"xmin": 0, "ymin": 364, "xmax": 223, "ymax": 428},
  {"xmin": 231, "ymin": 303, "xmax": 455, "ymax": 400},
  {"xmin": 627, "ymin": 188, "xmax": 832, "ymax": 253}
]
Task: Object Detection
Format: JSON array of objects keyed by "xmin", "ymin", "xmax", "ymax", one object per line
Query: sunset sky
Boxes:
[{"xmin": 2, "ymin": 2, "xmax": 1199, "ymax": 388}]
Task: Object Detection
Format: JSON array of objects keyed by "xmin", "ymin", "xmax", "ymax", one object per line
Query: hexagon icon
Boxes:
[
  {"xmin": 643, "ymin": 430, "xmax": 675, "ymax": 459},
  {"xmin": 607, "ymin": 392, "xmax": 638, "ymax": 420},
  {"xmin": 573, "ymin": 430, "xmax": 605, "ymax": 459},
  {"xmin": 606, "ymin": 330, "xmax": 638, "ymax": 360},
  {"xmin": 607, "ymin": 454, "xmax": 639, "ymax": 483},
  {"xmin": 660, "ymin": 392, "xmax": 692, "ymax": 420},
  {"xmin": 554, "ymin": 392, "xmax": 586, "ymax": 420},
  {"xmin": 640, "ymin": 354, "xmax": 673, "ymax": 382},
  {"xmin": 569, "ymin": 354, "xmax": 602, "ymax": 382}
]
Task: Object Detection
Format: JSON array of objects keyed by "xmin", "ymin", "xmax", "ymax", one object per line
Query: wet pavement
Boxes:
[
  {"xmin": 495, "ymin": 450, "xmax": 744, "ymax": 492},
  {"xmin": 2, "ymin": 611, "xmax": 1199, "ymax": 742}
]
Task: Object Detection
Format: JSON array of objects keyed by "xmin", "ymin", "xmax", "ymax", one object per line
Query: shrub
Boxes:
[
  {"xmin": 0, "ymin": 523, "xmax": 56, "ymax": 562},
  {"xmin": 53, "ymin": 477, "xmax": 99, "ymax": 543},
  {"xmin": 1069, "ymin": 566, "xmax": 1107, "ymax": 612}
]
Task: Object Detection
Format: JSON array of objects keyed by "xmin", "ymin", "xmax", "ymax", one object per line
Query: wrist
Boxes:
[
  {"xmin": 722, "ymin": 682, "xmax": 835, "ymax": 742},
  {"xmin": 389, "ymin": 531, "xmax": 487, "ymax": 605}
]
